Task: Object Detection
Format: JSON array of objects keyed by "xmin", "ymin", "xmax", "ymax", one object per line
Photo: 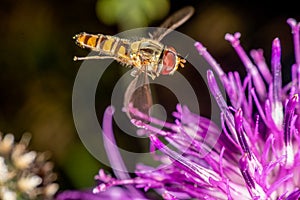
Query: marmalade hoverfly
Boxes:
[{"xmin": 74, "ymin": 6, "xmax": 194, "ymax": 121}]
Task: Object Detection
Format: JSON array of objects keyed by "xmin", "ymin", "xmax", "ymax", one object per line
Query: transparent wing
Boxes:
[
  {"xmin": 124, "ymin": 67, "xmax": 153, "ymax": 122},
  {"xmin": 150, "ymin": 6, "xmax": 194, "ymax": 41}
]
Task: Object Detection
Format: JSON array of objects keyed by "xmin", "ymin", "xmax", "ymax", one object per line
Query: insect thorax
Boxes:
[{"xmin": 129, "ymin": 39, "xmax": 164, "ymax": 76}]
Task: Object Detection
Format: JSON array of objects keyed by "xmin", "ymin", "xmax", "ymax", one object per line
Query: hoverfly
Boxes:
[{"xmin": 74, "ymin": 6, "xmax": 194, "ymax": 121}]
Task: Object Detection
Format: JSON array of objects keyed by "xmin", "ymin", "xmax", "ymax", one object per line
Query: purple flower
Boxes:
[
  {"xmin": 57, "ymin": 18, "xmax": 300, "ymax": 199},
  {"xmin": 56, "ymin": 187, "xmax": 139, "ymax": 200}
]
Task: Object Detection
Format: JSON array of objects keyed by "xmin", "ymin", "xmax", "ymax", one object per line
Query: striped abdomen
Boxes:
[{"xmin": 74, "ymin": 32, "xmax": 132, "ymax": 63}]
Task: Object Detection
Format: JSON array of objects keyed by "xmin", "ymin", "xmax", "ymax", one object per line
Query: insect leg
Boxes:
[{"xmin": 73, "ymin": 55, "xmax": 115, "ymax": 61}]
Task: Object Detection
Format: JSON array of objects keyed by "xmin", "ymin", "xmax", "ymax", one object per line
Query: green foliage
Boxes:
[
  {"xmin": 62, "ymin": 143, "xmax": 102, "ymax": 188},
  {"xmin": 96, "ymin": 0, "xmax": 170, "ymax": 30}
]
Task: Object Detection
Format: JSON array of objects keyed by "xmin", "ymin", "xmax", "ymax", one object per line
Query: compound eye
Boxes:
[{"xmin": 161, "ymin": 48, "xmax": 177, "ymax": 75}]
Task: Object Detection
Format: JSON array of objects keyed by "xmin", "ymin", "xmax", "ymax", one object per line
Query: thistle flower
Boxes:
[
  {"xmin": 58, "ymin": 18, "xmax": 300, "ymax": 199},
  {"xmin": 0, "ymin": 132, "xmax": 59, "ymax": 200}
]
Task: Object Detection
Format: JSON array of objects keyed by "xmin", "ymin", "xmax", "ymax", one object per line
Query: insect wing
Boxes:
[
  {"xmin": 150, "ymin": 6, "xmax": 194, "ymax": 41},
  {"xmin": 124, "ymin": 70, "xmax": 153, "ymax": 122}
]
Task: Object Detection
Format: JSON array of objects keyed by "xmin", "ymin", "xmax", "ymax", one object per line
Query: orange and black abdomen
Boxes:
[
  {"xmin": 74, "ymin": 32, "xmax": 132, "ymax": 63},
  {"xmin": 75, "ymin": 33, "xmax": 105, "ymax": 51}
]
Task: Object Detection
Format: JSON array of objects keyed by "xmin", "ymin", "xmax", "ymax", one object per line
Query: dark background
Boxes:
[{"xmin": 0, "ymin": 0, "xmax": 299, "ymax": 191}]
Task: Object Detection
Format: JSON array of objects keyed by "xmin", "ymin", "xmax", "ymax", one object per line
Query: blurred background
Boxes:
[{"xmin": 0, "ymin": 0, "xmax": 299, "ymax": 192}]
